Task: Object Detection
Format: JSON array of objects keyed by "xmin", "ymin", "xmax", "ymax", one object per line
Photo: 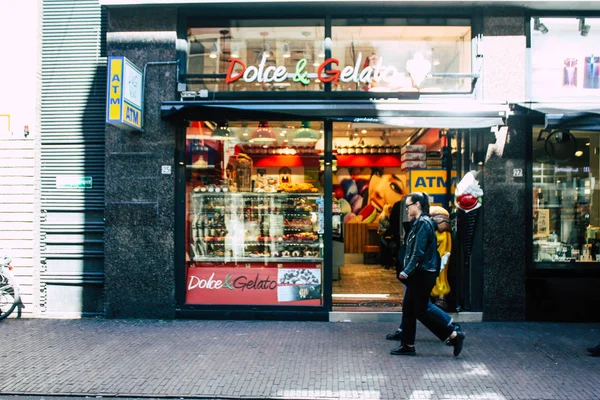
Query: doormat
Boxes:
[{"xmin": 333, "ymin": 301, "xmax": 402, "ymax": 308}]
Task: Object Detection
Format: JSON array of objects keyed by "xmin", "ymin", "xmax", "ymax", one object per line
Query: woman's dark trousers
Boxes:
[{"xmin": 402, "ymin": 270, "xmax": 454, "ymax": 345}]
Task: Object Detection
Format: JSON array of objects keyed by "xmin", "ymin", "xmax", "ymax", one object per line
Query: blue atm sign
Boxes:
[{"xmin": 106, "ymin": 56, "xmax": 143, "ymax": 130}]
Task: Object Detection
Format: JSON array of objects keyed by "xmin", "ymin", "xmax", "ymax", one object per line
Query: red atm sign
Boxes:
[{"xmin": 106, "ymin": 56, "xmax": 143, "ymax": 131}]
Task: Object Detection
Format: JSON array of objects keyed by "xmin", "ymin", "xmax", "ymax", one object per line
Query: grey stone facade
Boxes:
[
  {"xmin": 105, "ymin": 7, "xmax": 179, "ymax": 318},
  {"xmin": 102, "ymin": 5, "xmax": 530, "ymax": 320}
]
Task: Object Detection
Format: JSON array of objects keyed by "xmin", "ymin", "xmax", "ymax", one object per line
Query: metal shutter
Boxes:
[{"xmin": 40, "ymin": 0, "xmax": 106, "ymax": 317}]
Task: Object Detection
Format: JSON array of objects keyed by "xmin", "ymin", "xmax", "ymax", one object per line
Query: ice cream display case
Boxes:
[
  {"xmin": 186, "ymin": 192, "xmax": 324, "ymax": 306},
  {"xmin": 189, "ymin": 192, "xmax": 323, "ymax": 262}
]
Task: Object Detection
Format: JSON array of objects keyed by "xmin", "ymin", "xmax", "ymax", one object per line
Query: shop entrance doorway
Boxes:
[{"xmin": 331, "ymin": 122, "xmax": 456, "ymax": 312}]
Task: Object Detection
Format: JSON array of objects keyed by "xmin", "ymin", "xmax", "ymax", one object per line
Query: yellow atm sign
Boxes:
[
  {"xmin": 106, "ymin": 56, "xmax": 143, "ymax": 130},
  {"xmin": 409, "ymin": 169, "xmax": 457, "ymax": 195}
]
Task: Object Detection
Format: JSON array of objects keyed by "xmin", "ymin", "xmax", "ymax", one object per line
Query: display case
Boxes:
[
  {"xmin": 185, "ymin": 191, "xmax": 324, "ymax": 306},
  {"xmin": 189, "ymin": 192, "xmax": 324, "ymax": 262}
]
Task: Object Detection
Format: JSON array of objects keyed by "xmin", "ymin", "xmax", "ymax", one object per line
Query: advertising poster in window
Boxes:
[{"xmin": 186, "ymin": 265, "xmax": 322, "ymax": 306}]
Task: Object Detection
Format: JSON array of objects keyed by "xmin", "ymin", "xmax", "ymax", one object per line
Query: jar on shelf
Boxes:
[
  {"xmin": 347, "ymin": 146, "xmax": 355, "ymax": 155},
  {"xmin": 393, "ymin": 145, "xmax": 401, "ymax": 153},
  {"xmin": 377, "ymin": 146, "xmax": 385, "ymax": 154},
  {"xmin": 337, "ymin": 146, "xmax": 347, "ymax": 155},
  {"xmin": 235, "ymin": 154, "xmax": 253, "ymax": 192}
]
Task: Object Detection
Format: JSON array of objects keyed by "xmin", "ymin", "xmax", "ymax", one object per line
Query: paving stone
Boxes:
[{"xmin": 0, "ymin": 319, "xmax": 599, "ymax": 399}]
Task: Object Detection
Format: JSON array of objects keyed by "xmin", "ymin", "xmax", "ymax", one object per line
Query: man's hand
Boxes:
[{"xmin": 398, "ymin": 272, "xmax": 408, "ymax": 280}]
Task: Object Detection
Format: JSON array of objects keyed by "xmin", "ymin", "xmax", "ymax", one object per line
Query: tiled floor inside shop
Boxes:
[{"xmin": 332, "ymin": 263, "xmax": 405, "ymax": 312}]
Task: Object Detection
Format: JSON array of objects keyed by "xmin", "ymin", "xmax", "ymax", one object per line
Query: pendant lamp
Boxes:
[
  {"xmin": 293, "ymin": 121, "xmax": 320, "ymax": 143},
  {"xmin": 250, "ymin": 121, "xmax": 276, "ymax": 143},
  {"xmin": 213, "ymin": 121, "xmax": 232, "ymax": 137}
]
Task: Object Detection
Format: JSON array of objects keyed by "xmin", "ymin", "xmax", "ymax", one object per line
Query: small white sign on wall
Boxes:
[
  {"xmin": 513, "ymin": 168, "xmax": 524, "ymax": 177},
  {"xmin": 161, "ymin": 165, "xmax": 172, "ymax": 175}
]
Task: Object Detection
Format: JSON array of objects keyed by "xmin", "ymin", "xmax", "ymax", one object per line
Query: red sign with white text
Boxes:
[{"xmin": 186, "ymin": 266, "xmax": 322, "ymax": 306}]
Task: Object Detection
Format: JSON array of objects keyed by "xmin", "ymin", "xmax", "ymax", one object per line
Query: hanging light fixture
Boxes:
[
  {"xmin": 293, "ymin": 121, "xmax": 320, "ymax": 143},
  {"xmin": 231, "ymin": 42, "xmax": 240, "ymax": 58},
  {"xmin": 213, "ymin": 121, "xmax": 232, "ymax": 137},
  {"xmin": 279, "ymin": 123, "xmax": 288, "ymax": 137},
  {"xmin": 282, "ymin": 42, "xmax": 291, "ymax": 58},
  {"xmin": 260, "ymin": 31, "xmax": 271, "ymax": 58},
  {"xmin": 251, "ymin": 121, "xmax": 276, "ymax": 143},
  {"xmin": 209, "ymin": 42, "xmax": 219, "ymax": 59},
  {"xmin": 317, "ymin": 41, "xmax": 325, "ymax": 58}
]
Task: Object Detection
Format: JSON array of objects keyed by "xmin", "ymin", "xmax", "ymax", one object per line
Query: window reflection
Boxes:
[{"xmin": 532, "ymin": 128, "xmax": 600, "ymax": 263}]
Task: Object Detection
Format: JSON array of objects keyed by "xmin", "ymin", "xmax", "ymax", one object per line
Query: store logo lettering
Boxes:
[
  {"xmin": 187, "ymin": 273, "xmax": 277, "ymax": 291},
  {"xmin": 188, "ymin": 273, "xmax": 224, "ymax": 290},
  {"xmin": 414, "ymin": 176, "xmax": 457, "ymax": 188},
  {"xmin": 226, "ymin": 52, "xmax": 403, "ymax": 86},
  {"xmin": 233, "ymin": 274, "xmax": 277, "ymax": 291}
]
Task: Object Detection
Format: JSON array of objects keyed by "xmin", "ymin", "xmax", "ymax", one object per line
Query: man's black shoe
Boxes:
[
  {"xmin": 390, "ymin": 345, "xmax": 416, "ymax": 356},
  {"xmin": 587, "ymin": 344, "xmax": 600, "ymax": 356},
  {"xmin": 450, "ymin": 331, "xmax": 465, "ymax": 356},
  {"xmin": 386, "ymin": 330, "xmax": 404, "ymax": 341},
  {"xmin": 446, "ymin": 324, "xmax": 461, "ymax": 346}
]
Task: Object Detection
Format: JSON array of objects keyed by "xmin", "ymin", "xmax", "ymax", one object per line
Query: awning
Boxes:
[
  {"xmin": 161, "ymin": 100, "xmax": 508, "ymax": 128},
  {"xmin": 517, "ymin": 102, "xmax": 600, "ymax": 131}
]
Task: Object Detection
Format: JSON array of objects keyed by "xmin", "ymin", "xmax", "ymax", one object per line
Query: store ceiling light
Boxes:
[
  {"xmin": 579, "ymin": 17, "xmax": 591, "ymax": 36},
  {"xmin": 209, "ymin": 43, "xmax": 219, "ymax": 59},
  {"xmin": 293, "ymin": 121, "xmax": 320, "ymax": 143},
  {"xmin": 534, "ymin": 18, "xmax": 549, "ymax": 34},
  {"xmin": 213, "ymin": 121, "xmax": 231, "ymax": 137},
  {"xmin": 251, "ymin": 121, "xmax": 276, "ymax": 143},
  {"xmin": 231, "ymin": 42, "xmax": 240, "ymax": 58},
  {"xmin": 282, "ymin": 42, "xmax": 291, "ymax": 58}
]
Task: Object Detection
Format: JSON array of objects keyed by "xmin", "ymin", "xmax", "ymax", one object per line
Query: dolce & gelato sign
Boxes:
[
  {"xmin": 225, "ymin": 52, "xmax": 431, "ymax": 87},
  {"xmin": 186, "ymin": 266, "xmax": 322, "ymax": 306}
]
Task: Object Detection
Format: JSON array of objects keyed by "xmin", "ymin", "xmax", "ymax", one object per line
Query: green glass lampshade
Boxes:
[
  {"xmin": 213, "ymin": 121, "xmax": 231, "ymax": 137},
  {"xmin": 250, "ymin": 121, "xmax": 276, "ymax": 143},
  {"xmin": 293, "ymin": 121, "xmax": 319, "ymax": 143}
]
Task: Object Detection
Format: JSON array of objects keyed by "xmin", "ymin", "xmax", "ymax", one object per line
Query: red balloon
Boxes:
[{"xmin": 333, "ymin": 186, "xmax": 345, "ymax": 199}]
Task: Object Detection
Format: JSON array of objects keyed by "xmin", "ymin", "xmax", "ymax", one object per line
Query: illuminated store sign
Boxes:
[
  {"xmin": 106, "ymin": 56, "xmax": 144, "ymax": 131},
  {"xmin": 226, "ymin": 52, "xmax": 428, "ymax": 86}
]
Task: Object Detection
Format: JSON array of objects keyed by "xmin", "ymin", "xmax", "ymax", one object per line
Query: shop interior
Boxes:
[
  {"xmin": 533, "ymin": 127, "xmax": 600, "ymax": 264},
  {"xmin": 184, "ymin": 119, "xmax": 459, "ymax": 311}
]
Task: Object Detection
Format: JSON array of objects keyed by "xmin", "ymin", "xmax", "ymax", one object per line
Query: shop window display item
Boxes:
[
  {"xmin": 235, "ymin": 153, "xmax": 253, "ymax": 192},
  {"xmin": 584, "ymin": 56, "xmax": 600, "ymax": 89},
  {"xmin": 563, "ymin": 58, "xmax": 578, "ymax": 88}
]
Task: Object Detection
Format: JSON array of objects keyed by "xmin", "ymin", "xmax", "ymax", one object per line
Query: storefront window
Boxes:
[
  {"xmin": 186, "ymin": 21, "xmax": 325, "ymax": 92},
  {"xmin": 185, "ymin": 120, "xmax": 324, "ymax": 306},
  {"xmin": 532, "ymin": 127, "xmax": 600, "ymax": 264},
  {"xmin": 330, "ymin": 20, "xmax": 472, "ymax": 93},
  {"xmin": 185, "ymin": 18, "xmax": 473, "ymax": 94},
  {"xmin": 530, "ymin": 17, "xmax": 600, "ymax": 101}
]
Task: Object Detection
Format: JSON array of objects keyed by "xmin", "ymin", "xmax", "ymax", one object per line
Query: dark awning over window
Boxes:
[
  {"xmin": 517, "ymin": 102, "xmax": 600, "ymax": 131},
  {"xmin": 161, "ymin": 100, "xmax": 507, "ymax": 128}
]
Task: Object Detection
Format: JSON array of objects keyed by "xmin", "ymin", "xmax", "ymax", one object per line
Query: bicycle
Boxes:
[{"xmin": 0, "ymin": 254, "xmax": 21, "ymax": 320}]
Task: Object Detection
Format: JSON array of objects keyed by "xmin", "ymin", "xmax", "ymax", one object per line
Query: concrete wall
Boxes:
[
  {"xmin": 0, "ymin": 0, "xmax": 41, "ymax": 317},
  {"xmin": 104, "ymin": 7, "xmax": 179, "ymax": 318}
]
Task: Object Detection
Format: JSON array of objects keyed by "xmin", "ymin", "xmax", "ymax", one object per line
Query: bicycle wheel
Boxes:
[{"xmin": 0, "ymin": 272, "xmax": 18, "ymax": 320}]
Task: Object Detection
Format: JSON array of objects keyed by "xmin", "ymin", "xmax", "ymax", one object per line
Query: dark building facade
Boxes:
[{"xmin": 86, "ymin": 1, "xmax": 600, "ymax": 322}]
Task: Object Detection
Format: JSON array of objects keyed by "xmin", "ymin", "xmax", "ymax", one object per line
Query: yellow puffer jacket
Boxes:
[{"xmin": 431, "ymin": 230, "xmax": 451, "ymax": 298}]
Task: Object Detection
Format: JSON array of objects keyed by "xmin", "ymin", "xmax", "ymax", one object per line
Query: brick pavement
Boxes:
[{"xmin": 0, "ymin": 319, "xmax": 599, "ymax": 400}]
